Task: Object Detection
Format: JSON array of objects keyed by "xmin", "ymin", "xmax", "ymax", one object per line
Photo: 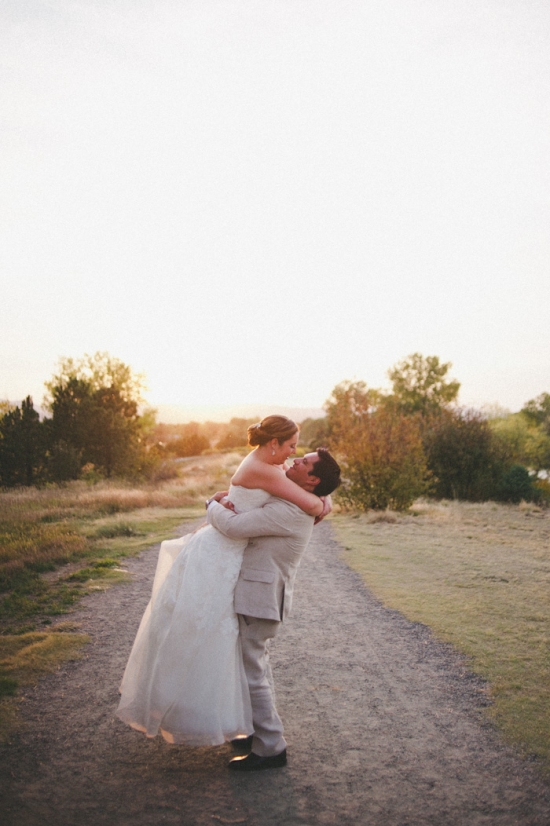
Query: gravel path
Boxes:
[{"xmin": 1, "ymin": 520, "xmax": 549, "ymax": 825}]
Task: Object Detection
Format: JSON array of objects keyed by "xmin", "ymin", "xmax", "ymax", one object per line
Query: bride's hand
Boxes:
[{"xmin": 314, "ymin": 495, "xmax": 332, "ymax": 525}]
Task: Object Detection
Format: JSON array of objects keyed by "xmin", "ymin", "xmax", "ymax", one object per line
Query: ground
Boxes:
[{"xmin": 1, "ymin": 520, "xmax": 549, "ymax": 825}]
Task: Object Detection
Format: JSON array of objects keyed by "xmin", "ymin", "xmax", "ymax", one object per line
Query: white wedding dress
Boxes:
[{"xmin": 116, "ymin": 485, "xmax": 271, "ymax": 746}]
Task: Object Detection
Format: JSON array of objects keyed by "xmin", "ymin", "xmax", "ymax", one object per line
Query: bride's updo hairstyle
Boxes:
[{"xmin": 247, "ymin": 415, "xmax": 299, "ymax": 447}]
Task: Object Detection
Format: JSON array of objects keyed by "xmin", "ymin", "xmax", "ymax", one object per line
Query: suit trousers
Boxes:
[{"xmin": 238, "ymin": 614, "xmax": 287, "ymax": 757}]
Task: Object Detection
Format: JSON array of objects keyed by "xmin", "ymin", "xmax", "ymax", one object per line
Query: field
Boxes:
[
  {"xmin": 332, "ymin": 499, "xmax": 550, "ymax": 773},
  {"xmin": 0, "ymin": 451, "xmax": 244, "ymax": 736},
  {"xmin": 1, "ymin": 453, "xmax": 549, "ymax": 777}
]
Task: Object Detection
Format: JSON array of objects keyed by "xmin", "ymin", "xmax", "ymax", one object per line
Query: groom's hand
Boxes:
[{"xmin": 205, "ymin": 490, "xmax": 229, "ymax": 509}]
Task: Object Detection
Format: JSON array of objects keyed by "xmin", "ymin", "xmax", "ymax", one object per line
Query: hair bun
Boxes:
[{"xmin": 247, "ymin": 415, "xmax": 298, "ymax": 448}]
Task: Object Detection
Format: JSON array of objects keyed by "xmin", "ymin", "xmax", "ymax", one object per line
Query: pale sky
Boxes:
[{"xmin": 1, "ymin": 0, "xmax": 549, "ymax": 418}]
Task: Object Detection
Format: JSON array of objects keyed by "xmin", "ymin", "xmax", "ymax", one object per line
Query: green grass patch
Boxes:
[
  {"xmin": 0, "ymin": 453, "xmax": 230, "ymax": 633},
  {"xmin": 0, "ymin": 453, "xmax": 240, "ymax": 734},
  {"xmin": 0, "ymin": 506, "xmax": 205, "ymax": 632},
  {"xmin": 0, "ymin": 625, "xmax": 90, "ymax": 740},
  {"xmin": 332, "ymin": 500, "xmax": 550, "ymax": 776}
]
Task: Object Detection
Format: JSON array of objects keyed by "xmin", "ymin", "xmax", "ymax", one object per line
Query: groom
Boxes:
[{"xmin": 206, "ymin": 448, "xmax": 341, "ymax": 771}]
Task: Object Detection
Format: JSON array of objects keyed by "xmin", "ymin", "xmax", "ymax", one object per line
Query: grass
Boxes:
[
  {"xmin": 4, "ymin": 451, "xmax": 548, "ymax": 778},
  {"xmin": 0, "ymin": 622, "xmax": 90, "ymax": 738},
  {"xmin": 0, "ymin": 451, "xmax": 243, "ymax": 738},
  {"xmin": 0, "ymin": 451, "xmax": 242, "ymax": 630},
  {"xmin": 331, "ymin": 498, "xmax": 550, "ymax": 775}
]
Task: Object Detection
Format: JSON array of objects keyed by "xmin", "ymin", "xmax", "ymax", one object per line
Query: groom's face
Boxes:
[{"xmin": 286, "ymin": 452, "xmax": 321, "ymax": 491}]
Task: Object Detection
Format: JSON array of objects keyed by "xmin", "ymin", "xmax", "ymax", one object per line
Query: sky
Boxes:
[{"xmin": 1, "ymin": 0, "xmax": 549, "ymax": 420}]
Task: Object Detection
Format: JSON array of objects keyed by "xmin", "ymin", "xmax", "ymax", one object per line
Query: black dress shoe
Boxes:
[
  {"xmin": 228, "ymin": 750, "xmax": 287, "ymax": 771},
  {"xmin": 230, "ymin": 735, "xmax": 253, "ymax": 753}
]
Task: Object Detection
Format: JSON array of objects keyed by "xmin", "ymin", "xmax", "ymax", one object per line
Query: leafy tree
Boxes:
[
  {"xmin": 423, "ymin": 409, "xmax": 507, "ymax": 501},
  {"xmin": 325, "ymin": 381, "xmax": 429, "ymax": 510},
  {"xmin": 216, "ymin": 418, "xmax": 257, "ymax": 450},
  {"xmin": 490, "ymin": 413, "xmax": 550, "ymax": 476},
  {"xmin": 171, "ymin": 424, "xmax": 210, "ymax": 457},
  {"xmin": 388, "ymin": 353, "xmax": 460, "ymax": 417},
  {"xmin": 45, "ymin": 352, "xmax": 146, "ymax": 408},
  {"xmin": 298, "ymin": 417, "xmax": 329, "ymax": 450},
  {"xmin": 521, "ymin": 393, "xmax": 550, "ymax": 437},
  {"xmin": 0, "ymin": 397, "xmax": 46, "ymax": 486},
  {"xmin": 45, "ymin": 353, "xmax": 153, "ymax": 479}
]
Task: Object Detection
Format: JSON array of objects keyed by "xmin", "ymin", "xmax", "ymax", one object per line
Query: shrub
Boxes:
[
  {"xmin": 496, "ymin": 464, "xmax": 539, "ymax": 504},
  {"xmin": 423, "ymin": 409, "xmax": 507, "ymax": 501},
  {"xmin": 171, "ymin": 433, "xmax": 210, "ymax": 457},
  {"xmin": 533, "ymin": 478, "xmax": 550, "ymax": 504}
]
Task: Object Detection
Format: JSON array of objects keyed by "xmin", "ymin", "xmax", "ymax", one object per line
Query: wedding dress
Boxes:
[{"xmin": 116, "ymin": 485, "xmax": 271, "ymax": 746}]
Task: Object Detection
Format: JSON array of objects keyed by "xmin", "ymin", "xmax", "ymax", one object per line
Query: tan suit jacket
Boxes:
[{"xmin": 207, "ymin": 498, "xmax": 314, "ymax": 622}]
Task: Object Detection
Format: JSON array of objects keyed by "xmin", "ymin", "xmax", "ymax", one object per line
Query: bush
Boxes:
[
  {"xmin": 171, "ymin": 433, "xmax": 210, "ymax": 457},
  {"xmin": 533, "ymin": 478, "xmax": 550, "ymax": 504},
  {"xmin": 496, "ymin": 465, "xmax": 540, "ymax": 504},
  {"xmin": 423, "ymin": 409, "xmax": 507, "ymax": 501}
]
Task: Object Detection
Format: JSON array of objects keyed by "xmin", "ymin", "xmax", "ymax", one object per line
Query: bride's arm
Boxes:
[{"xmin": 237, "ymin": 463, "xmax": 323, "ymax": 517}]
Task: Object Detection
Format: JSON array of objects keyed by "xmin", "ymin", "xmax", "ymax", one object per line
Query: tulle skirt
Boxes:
[{"xmin": 116, "ymin": 526, "xmax": 253, "ymax": 745}]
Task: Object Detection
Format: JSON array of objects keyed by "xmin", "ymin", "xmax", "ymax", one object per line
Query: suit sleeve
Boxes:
[{"xmin": 207, "ymin": 500, "xmax": 307, "ymax": 539}]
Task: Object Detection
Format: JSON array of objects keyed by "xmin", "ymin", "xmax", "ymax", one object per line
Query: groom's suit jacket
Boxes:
[{"xmin": 207, "ymin": 498, "xmax": 314, "ymax": 622}]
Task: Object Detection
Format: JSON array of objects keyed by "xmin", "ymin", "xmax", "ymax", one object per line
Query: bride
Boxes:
[{"xmin": 116, "ymin": 415, "xmax": 325, "ymax": 746}]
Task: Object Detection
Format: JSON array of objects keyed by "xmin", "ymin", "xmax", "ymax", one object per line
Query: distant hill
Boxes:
[{"xmin": 154, "ymin": 404, "xmax": 326, "ymax": 424}]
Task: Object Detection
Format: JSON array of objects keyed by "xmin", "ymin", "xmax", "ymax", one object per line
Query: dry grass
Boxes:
[
  {"xmin": 0, "ymin": 452, "xmax": 243, "ymax": 630},
  {"xmin": 0, "ymin": 624, "xmax": 90, "ymax": 741},
  {"xmin": 0, "ymin": 452, "xmax": 244, "ymax": 738},
  {"xmin": 332, "ymin": 499, "xmax": 550, "ymax": 775}
]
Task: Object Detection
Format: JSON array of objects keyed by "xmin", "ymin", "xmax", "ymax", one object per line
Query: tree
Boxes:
[
  {"xmin": 216, "ymin": 418, "xmax": 256, "ymax": 450},
  {"xmin": 298, "ymin": 417, "xmax": 329, "ymax": 450},
  {"xmin": 45, "ymin": 353, "xmax": 153, "ymax": 479},
  {"xmin": 423, "ymin": 409, "xmax": 507, "ymax": 501},
  {"xmin": 0, "ymin": 397, "xmax": 46, "ymax": 486},
  {"xmin": 490, "ymin": 413, "xmax": 550, "ymax": 476},
  {"xmin": 496, "ymin": 464, "xmax": 540, "ymax": 504},
  {"xmin": 45, "ymin": 352, "xmax": 146, "ymax": 408},
  {"xmin": 325, "ymin": 381, "xmax": 429, "ymax": 510},
  {"xmin": 521, "ymin": 393, "xmax": 550, "ymax": 437},
  {"xmin": 388, "ymin": 353, "xmax": 460, "ymax": 417},
  {"xmin": 171, "ymin": 423, "xmax": 210, "ymax": 457}
]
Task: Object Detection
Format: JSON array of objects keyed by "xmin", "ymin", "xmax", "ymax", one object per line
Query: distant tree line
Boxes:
[
  {"xmin": 0, "ymin": 353, "xmax": 157, "ymax": 486},
  {"xmin": 153, "ymin": 417, "xmax": 258, "ymax": 458},
  {"xmin": 300, "ymin": 354, "xmax": 550, "ymax": 511},
  {"xmin": 2, "ymin": 351, "xmax": 549, "ymax": 511},
  {"xmin": 0, "ymin": 352, "xmax": 263, "ymax": 488}
]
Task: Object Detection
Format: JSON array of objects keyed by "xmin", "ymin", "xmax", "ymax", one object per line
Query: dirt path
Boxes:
[{"xmin": 1, "ymin": 521, "xmax": 549, "ymax": 825}]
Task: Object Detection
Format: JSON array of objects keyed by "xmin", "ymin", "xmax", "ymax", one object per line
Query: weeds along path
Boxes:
[{"xmin": 1, "ymin": 520, "xmax": 549, "ymax": 825}]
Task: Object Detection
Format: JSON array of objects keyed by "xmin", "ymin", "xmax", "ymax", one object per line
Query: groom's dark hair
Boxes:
[{"xmin": 311, "ymin": 448, "xmax": 341, "ymax": 497}]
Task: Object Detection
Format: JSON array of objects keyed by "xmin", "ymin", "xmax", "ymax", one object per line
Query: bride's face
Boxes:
[{"xmin": 272, "ymin": 433, "xmax": 299, "ymax": 463}]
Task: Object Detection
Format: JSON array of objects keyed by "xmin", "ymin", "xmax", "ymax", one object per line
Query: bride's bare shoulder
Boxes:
[{"xmin": 231, "ymin": 452, "xmax": 272, "ymax": 486}]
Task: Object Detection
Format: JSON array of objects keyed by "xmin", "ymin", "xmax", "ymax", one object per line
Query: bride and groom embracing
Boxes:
[{"xmin": 116, "ymin": 416, "xmax": 341, "ymax": 771}]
